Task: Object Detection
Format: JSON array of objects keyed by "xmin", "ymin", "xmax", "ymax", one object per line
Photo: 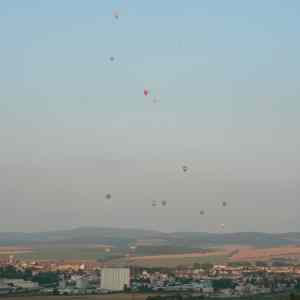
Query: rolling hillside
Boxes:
[{"xmin": 0, "ymin": 227, "xmax": 300, "ymax": 249}]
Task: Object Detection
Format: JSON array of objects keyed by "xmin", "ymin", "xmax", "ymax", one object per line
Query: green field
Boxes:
[
  {"xmin": 0, "ymin": 247, "xmax": 121, "ymax": 261},
  {"xmin": 0, "ymin": 246, "xmax": 227, "ymax": 266},
  {"xmin": 109, "ymin": 254, "xmax": 229, "ymax": 268}
]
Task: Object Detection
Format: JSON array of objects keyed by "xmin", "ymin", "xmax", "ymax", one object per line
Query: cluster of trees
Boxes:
[
  {"xmin": 227, "ymin": 261, "xmax": 252, "ymax": 268},
  {"xmin": 290, "ymin": 293, "xmax": 300, "ymax": 300},
  {"xmin": 147, "ymin": 293, "xmax": 300, "ymax": 300},
  {"xmin": 212, "ymin": 278, "xmax": 236, "ymax": 290},
  {"xmin": 0, "ymin": 266, "xmax": 24, "ymax": 279},
  {"xmin": 192, "ymin": 263, "xmax": 213, "ymax": 272},
  {"xmin": 0, "ymin": 266, "xmax": 59, "ymax": 286},
  {"xmin": 135, "ymin": 246, "xmax": 206, "ymax": 256},
  {"xmin": 32, "ymin": 272, "xmax": 60, "ymax": 286},
  {"xmin": 131, "ymin": 266, "xmax": 173, "ymax": 276}
]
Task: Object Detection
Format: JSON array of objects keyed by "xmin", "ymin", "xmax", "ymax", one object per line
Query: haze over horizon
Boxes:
[{"xmin": 1, "ymin": 1, "xmax": 300, "ymax": 233}]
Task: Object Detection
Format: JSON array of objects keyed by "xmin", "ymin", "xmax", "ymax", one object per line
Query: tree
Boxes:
[
  {"xmin": 0, "ymin": 266, "xmax": 23, "ymax": 279},
  {"xmin": 32, "ymin": 272, "xmax": 59, "ymax": 286},
  {"xmin": 193, "ymin": 263, "xmax": 201, "ymax": 269},
  {"xmin": 212, "ymin": 278, "xmax": 235, "ymax": 290},
  {"xmin": 255, "ymin": 261, "xmax": 268, "ymax": 267},
  {"xmin": 228, "ymin": 261, "xmax": 252, "ymax": 268},
  {"xmin": 200, "ymin": 263, "xmax": 213, "ymax": 274},
  {"xmin": 23, "ymin": 268, "xmax": 33, "ymax": 280}
]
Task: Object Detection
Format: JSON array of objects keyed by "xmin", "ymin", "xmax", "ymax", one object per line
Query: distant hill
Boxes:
[
  {"xmin": 0, "ymin": 227, "xmax": 164, "ymax": 247},
  {"xmin": 0, "ymin": 227, "xmax": 300, "ymax": 249},
  {"xmin": 166, "ymin": 232, "xmax": 300, "ymax": 248}
]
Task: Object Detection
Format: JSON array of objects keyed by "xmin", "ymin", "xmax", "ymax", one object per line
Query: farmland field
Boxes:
[
  {"xmin": 108, "ymin": 253, "xmax": 230, "ymax": 268},
  {"xmin": 0, "ymin": 246, "xmax": 118, "ymax": 261},
  {"xmin": 0, "ymin": 245, "xmax": 223, "ymax": 263},
  {"xmin": 230, "ymin": 245, "xmax": 300, "ymax": 261},
  {"xmin": 1, "ymin": 244, "xmax": 300, "ymax": 266},
  {"xmin": 0, "ymin": 247, "xmax": 229, "ymax": 267}
]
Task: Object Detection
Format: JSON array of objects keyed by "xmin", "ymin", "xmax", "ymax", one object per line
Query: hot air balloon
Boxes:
[
  {"xmin": 152, "ymin": 97, "xmax": 159, "ymax": 104},
  {"xmin": 161, "ymin": 200, "xmax": 167, "ymax": 206},
  {"xmin": 144, "ymin": 89, "xmax": 149, "ymax": 96},
  {"xmin": 200, "ymin": 210, "xmax": 205, "ymax": 215},
  {"xmin": 113, "ymin": 11, "xmax": 119, "ymax": 20},
  {"xmin": 105, "ymin": 193, "xmax": 112, "ymax": 200},
  {"xmin": 109, "ymin": 56, "xmax": 115, "ymax": 62},
  {"xmin": 222, "ymin": 201, "xmax": 227, "ymax": 207},
  {"xmin": 182, "ymin": 165, "xmax": 188, "ymax": 173}
]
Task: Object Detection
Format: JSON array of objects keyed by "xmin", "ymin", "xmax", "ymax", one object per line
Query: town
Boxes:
[{"xmin": 1, "ymin": 255, "xmax": 300, "ymax": 299}]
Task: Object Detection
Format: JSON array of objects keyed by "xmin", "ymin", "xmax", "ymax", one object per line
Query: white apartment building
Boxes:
[{"xmin": 101, "ymin": 268, "xmax": 130, "ymax": 291}]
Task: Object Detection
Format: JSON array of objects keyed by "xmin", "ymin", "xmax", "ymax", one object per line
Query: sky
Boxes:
[{"xmin": 0, "ymin": 0, "xmax": 300, "ymax": 233}]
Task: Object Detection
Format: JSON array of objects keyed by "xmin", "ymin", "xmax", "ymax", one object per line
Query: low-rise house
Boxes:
[
  {"xmin": 3, "ymin": 279, "xmax": 39, "ymax": 290},
  {"xmin": 0, "ymin": 283, "xmax": 12, "ymax": 295}
]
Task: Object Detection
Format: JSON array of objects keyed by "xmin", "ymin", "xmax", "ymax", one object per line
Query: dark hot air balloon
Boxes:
[
  {"xmin": 144, "ymin": 89, "xmax": 149, "ymax": 96},
  {"xmin": 113, "ymin": 11, "xmax": 119, "ymax": 20},
  {"xmin": 182, "ymin": 165, "xmax": 188, "ymax": 172}
]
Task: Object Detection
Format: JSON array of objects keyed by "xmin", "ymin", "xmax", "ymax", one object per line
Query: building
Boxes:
[
  {"xmin": 0, "ymin": 282, "xmax": 11, "ymax": 295},
  {"xmin": 3, "ymin": 279, "xmax": 39, "ymax": 290},
  {"xmin": 101, "ymin": 268, "xmax": 130, "ymax": 291},
  {"xmin": 75, "ymin": 277, "xmax": 89, "ymax": 290}
]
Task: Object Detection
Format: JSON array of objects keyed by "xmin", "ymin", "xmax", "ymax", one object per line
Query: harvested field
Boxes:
[
  {"xmin": 230, "ymin": 245, "xmax": 300, "ymax": 261},
  {"xmin": 0, "ymin": 246, "xmax": 32, "ymax": 251},
  {"xmin": 126, "ymin": 255, "xmax": 228, "ymax": 268},
  {"xmin": 130, "ymin": 249, "xmax": 229, "ymax": 260},
  {"xmin": 108, "ymin": 249, "xmax": 231, "ymax": 267},
  {"xmin": 0, "ymin": 246, "xmax": 33, "ymax": 256},
  {"xmin": 0, "ymin": 250, "xmax": 32, "ymax": 255}
]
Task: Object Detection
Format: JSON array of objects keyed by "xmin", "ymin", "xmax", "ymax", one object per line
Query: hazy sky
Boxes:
[{"xmin": 1, "ymin": 1, "xmax": 300, "ymax": 233}]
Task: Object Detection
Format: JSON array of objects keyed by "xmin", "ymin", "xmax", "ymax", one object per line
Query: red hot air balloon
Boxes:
[{"xmin": 144, "ymin": 89, "xmax": 149, "ymax": 96}]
